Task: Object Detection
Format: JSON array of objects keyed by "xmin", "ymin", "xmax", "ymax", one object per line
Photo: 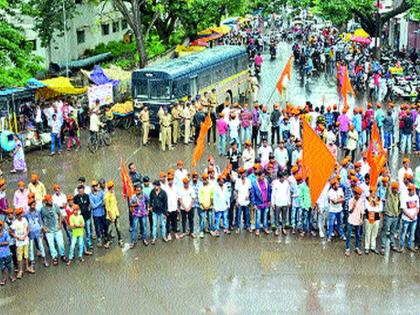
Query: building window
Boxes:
[
  {"xmin": 28, "ymin": 40, "xmax": 37, "ymax": 51},
  {"xmin": 76, "ymin": 29, "xmax": 85, "ymax": 44},
  {"xmin": 101, "ymin": 23, "xmax": 110, "ymax": 35},
  {"xmin": 121, "ymin": 19, "xmax": 128, "ymax": 30},
  {"xmin": 112, "ymin": 21, "xmax": 119, "ymax": 33}
]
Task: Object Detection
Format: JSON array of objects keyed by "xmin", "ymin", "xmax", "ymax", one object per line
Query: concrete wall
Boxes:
[{"xmin": 19, "ymin": 1, "xmax": 128, "ymax": 68}]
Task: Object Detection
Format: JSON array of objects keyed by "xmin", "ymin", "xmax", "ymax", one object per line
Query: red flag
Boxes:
[
  {"xmin": 277, "ymin": 55, "xmax": 293, "ymax": 95},
  {"xmin": 366, "ymin": 121, "xmax": 387, "ymax": 188},
  {"xmin": 121, "ymin": 159, "xmax": 134, "ymax": 199},
  {"xmin": 192, "ymin": 113, "xmax": 212, "ymax": 168},
  {"xmin": 302, "ymin": 119, "xmax": 336, "ymax": 208}
]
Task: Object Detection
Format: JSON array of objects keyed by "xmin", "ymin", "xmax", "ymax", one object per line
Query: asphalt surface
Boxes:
[{"xmin": 0, "ymin": 42, "xmax": 419, "ymax": 315}]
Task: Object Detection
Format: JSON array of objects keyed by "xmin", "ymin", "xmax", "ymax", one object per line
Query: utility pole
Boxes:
[{"xmin": 63, "ymin": 0, "xmax": 69, "ymax": 77}]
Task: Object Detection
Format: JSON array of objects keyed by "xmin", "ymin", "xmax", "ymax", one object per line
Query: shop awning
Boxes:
[{"xmin": 36, "ymin": 77, "xmax": 88, "ymax": 99}]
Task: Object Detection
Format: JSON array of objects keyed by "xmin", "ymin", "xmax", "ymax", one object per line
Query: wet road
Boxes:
[{"xmin": 0, "ymin": 44, "xmax": 419, "ymax": 314}]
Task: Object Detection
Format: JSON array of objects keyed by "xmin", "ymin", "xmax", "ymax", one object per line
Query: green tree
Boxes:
[
  {"xmin": 0, "ymin": 0, "xmax": 42, "ymax": 87},
  {"xmin": 312, "ymin": 0, "xmax": 418, "ymax": 36}
]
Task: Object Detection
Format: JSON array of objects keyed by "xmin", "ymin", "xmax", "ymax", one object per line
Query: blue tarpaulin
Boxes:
[
  {"xmin": 0, "ymin": 78, "xmax": 45, "ymax": 96},
  {"xmin": 90, "ymin": 65, "xmax": 119, "ymax": 86}
]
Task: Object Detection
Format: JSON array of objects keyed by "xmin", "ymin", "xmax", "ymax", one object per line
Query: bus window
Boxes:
[
  {"xmin": 135, "ymin": 79, "xmax": 148, "ymax": 99},
  {"xmin": 150, "ymin": 80, "xmax": 171, "ymax": 100}
]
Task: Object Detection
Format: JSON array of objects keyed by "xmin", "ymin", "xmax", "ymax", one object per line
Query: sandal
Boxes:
[
  {"xmin": 0, "ymin": 279, "xmax": 6, "ymax": 286},
  {"xmin": 10, "ymin": 277, "xmax": 16, "ymax": 283},
  {"xmin": 16, "ymin": 272, "xmax": 23, "ymax": 279},
  {"xmin": 10, "ymin": 170, "xmax": 17, "ymax": 174}
]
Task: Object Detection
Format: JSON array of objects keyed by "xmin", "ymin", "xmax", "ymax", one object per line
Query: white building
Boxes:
[{"xmin": 18, "ymin": 1, "xmax": 129, "ymax": 69}]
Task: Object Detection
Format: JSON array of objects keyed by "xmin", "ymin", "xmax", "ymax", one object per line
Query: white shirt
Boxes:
[
  {"xmin": 398, "ymin": 167, "xmax": 413, "ymax": 188},
  {"xmin": 359, "ymin": 159, "xmax": 371, "ymax": 177},
  {"xmin": 10, "ymin": 218, "xmax": 29, "ymax": 247},
  {"xmin": 90, "ymin": 113, "xmax": 100, "ymax": 132},
  {"xmin": 166, "ymin": 185, "xmax": 178, "ymax": 212},
  {"xmin": 235, "ymin": 178, "xmax": 251, "ymax": 206},
  {"xmin": 174, "ymin": 169, "xmax": 188, "ymax": 191},
  {"xmin": 328, "ymin": 188, "xmax": 344, "ymax": 213},
  {"xmin": 52, "ymin": 193, "xmax": 67, "ymax": 217},
  {"xmin": 228, "ymin": 119, "xmax": 240, "ymax": 139},
  {"xmin": 274, "ymin": 147, "xmax": 288, "ymax": 168},
  {"xmin": 316, "ymin": 183, "xmax": 330, "ymax": 209},
  {"xmin": 258, "ymin": 145, "xmax": 272, "ymax": 165},
  {"xmin": 213, "ymin": 184, "xmax": 230, "ymax": 212},
  {"xmin": 290, "ymin": 117, "xmax": 301, "ymax": 140},
  {"xmin": 401, "ymin": 194, "xmax": 419, "ymax": 222},
  {"xmin": 271, "ymin": 179, "xmax": 291, "ymax": 207},
  {"xmin": 242, "ymin": 148, "xmax": 255, "ymax": 170},
  {"xmin": 326, "ymin": 131, "xmax": 336, "ymax": 144},
  {"xmin": 178, "ymin": 187, "xmax": 195, "ymax": 210}
]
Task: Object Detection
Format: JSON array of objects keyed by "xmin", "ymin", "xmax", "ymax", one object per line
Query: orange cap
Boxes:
[
  {"xmin": 354, "ymin": 162, "xmax": 362, "ymax": 168},
  {"xmin": 192, "ymin": 171, "xmax": 198, "ymax": 177},
  {"xmin": 15, "ymin": 208, "xmax": 24, "ymax": 216},
  {"xmin": 43, "ymin": 194, "xmax": 53, "ymax": 203},
  {"xmin": 182, "ymin": 177, "xmax": 189, "ymax": 184},
  {"xmin": 72, "ymin": 204, "xmax": 80, "ymax": 211},
  {"xmin": 403, "ymin": 157, "xmax": 410, "ymax": 164},
  {"xmin": 202, "ymin": 173, "xmax": 208, "ymax": 180},
  {"xmin": 407, "ymin": 183, "xmax": 416, "ymax": 191},
  {"xmin": 168, "ymin": 168, "xmax": 175, "ymax": 175},
  {"xmin": 238, "ymin": 167, "xmax": 246, "ymax": 174},
  {"xmin": 0, "ymin": 179, "xmax": 5, "ymax": 187},
  {"xmin": 167, "ymin": 175, "xmax": 174, "ymax": 181},
  {"xmin": 354, "ymin": 186, "xmax": 363, "ymax": 194},
  {"xmin": 295, "ymin": 174, "xmax": 302, "ymax": 181},
  {"xmin": 245, "ymin": 140, "xmax": 251, "ymax": 146},
  {"xmin": 217, "ymin": 175, "xmax": 224, "ymax": 182},
  {"xmin": 67, "ymin": 194, "xmax": 74, "ymax": 201},
  {"xmin": 350, "ymin": 176, "xmax": 358, "ymax": 183},
  {"xmin": 391, "ymin": 182, "xmax": 399, "ymax": 190},
  {"xmin": 381, "ymin": 176, "xmax": 389, "ymax": 183},
  {"xmin": 159, "ymin": 171, "xmax": 167, "ymax": 178},
  {"xmin": 4, "ymin": 208, "xmax": 13, "ymax": 215},
  {"xmin": 17, "ymin": 181, "xmax": 25, "ymax": 188},
  {"xmin": 53, "ymin": 184, "xmax": 60, "ymax": 191},
  {"xmin": 31, "ymin": 174, "xmax": 39, "ymax": 181},
  {"xmin": 404, "ymin": 173, "xmax": 413, "ymax": 180},
  {"xmin": 341, "ymin": 159, "xmax": 349, "ymax": 166},
  {"xmin": 349, "ymin": 169, "xmax": 356, "ymax": 176},
  {"xmin": 291, "ymin": 165, "xmax": 299, "ymax": 174}
]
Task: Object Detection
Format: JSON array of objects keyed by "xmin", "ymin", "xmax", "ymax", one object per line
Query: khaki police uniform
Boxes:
[
  {"xmin": 160, "ymin": 113, "xmax": 172, "ymax": 151},
  {"xmin": 171, "ymin": 105, "xmax": 180, "ymax": 144},
  {"xmin": 182, "ymin": 106, "xmax": 192, "ymax": 144},
  {"xmin": 139, "ymin": 108, "xmax": 150, "ymax": 145}
]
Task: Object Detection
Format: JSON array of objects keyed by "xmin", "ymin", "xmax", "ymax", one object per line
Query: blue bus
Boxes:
[{"xmin": 131, "ymin": 45, "xmax": 249, "ymax": 129}]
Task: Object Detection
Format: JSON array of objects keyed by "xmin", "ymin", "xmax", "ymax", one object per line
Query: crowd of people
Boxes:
[{"xmin": 0, "ymin": 108, "xmax": 419, "ymax": 286}]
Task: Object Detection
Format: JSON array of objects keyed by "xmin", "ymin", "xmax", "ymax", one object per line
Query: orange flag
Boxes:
[
  {"xmin": 302, "ymin": 119, "xmax": 336, "ymax": 208},
  {"xmin": 192, "ymin": 113, "xmax": 213, "ymax": 168},
  {"xmin": 121, "ymin": 159, "xmax": 134, "ymax": 199},
  {"xmin": 276, "ymin": 55, "xmax": 293, "ymax": 95},
  {"xmin": 366, "ymin": 121, "xmax": 387, "ymax": 188},
  {"xmin": 340, "ymin": 66, "xmax": 354, "ymax": 107}
]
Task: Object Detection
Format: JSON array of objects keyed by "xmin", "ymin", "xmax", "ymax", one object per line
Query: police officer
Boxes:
[
  {"xmin": 171, "ymin": 102, "xmax": 181, "ymax": 145},
  {"xmin": 205, "ymin": 90, "xmax": 217, "ymax": 145},
  {"xmin": 160, "ymin": 107, "xmax": 173, "ymax": 151},
  {"xmin": 139, "ymin": 105, "xmax": 150, "ymax": 145},
  {"xmin": 182, "ymin": 102, "xmax": 192, "ymax": 144}
]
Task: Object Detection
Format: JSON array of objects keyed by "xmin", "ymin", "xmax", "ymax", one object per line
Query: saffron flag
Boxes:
[
  {"xmin": 366, "ymin": 121, "xmax": 387, "ymax": 188},
  {"xmin": 276, "ymin": 55, "xmax": 293, "ymax": 95},
  {"xmin": 121, "ymin": 159, "xmax": 134, "ymax": 199},
  {"xmin": 192, "ymin": 113, "xmax": 213, "ymax": 168},
  {"xmin": 302, "ymin": 119, "xmax": 336, "ymax": 208},
  {"xmin": 340, "ymin": 66, "xmax": 354, "ymax": 107}
]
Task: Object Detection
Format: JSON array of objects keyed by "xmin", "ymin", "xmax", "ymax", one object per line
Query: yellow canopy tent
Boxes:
[
  {"xmin": 175, "ymin": 45, "xmax": 206, "ymax": 57},
  {"xmin": 36, "ymin": 77, "xmax": 88, "ymax": 99},
  {"xmin": 354, "ymin": 28, "xmax": 370, "ymax": 38},
  {"xmin": 197, "ymin": 25, "xmax": 231, "ymax": 36}
]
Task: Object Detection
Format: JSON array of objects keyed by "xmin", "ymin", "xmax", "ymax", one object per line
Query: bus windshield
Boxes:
[
  {"xmin": 135, "ymin": 79, "xmax": 148, "ymax": 99},
  {"xmin": 149, "ymin": 80, "xmax": 171, "ymax": 100}
]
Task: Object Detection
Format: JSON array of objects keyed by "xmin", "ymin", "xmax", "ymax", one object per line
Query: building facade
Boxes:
[{"xmin": 19, "ymin": 1, "xmax": 128, "ymax": 69}]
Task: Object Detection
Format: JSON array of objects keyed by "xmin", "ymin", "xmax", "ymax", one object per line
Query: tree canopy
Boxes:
[{"xmin": 0, "ymin": 0, "xmax": 42, "ymax": 87}]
